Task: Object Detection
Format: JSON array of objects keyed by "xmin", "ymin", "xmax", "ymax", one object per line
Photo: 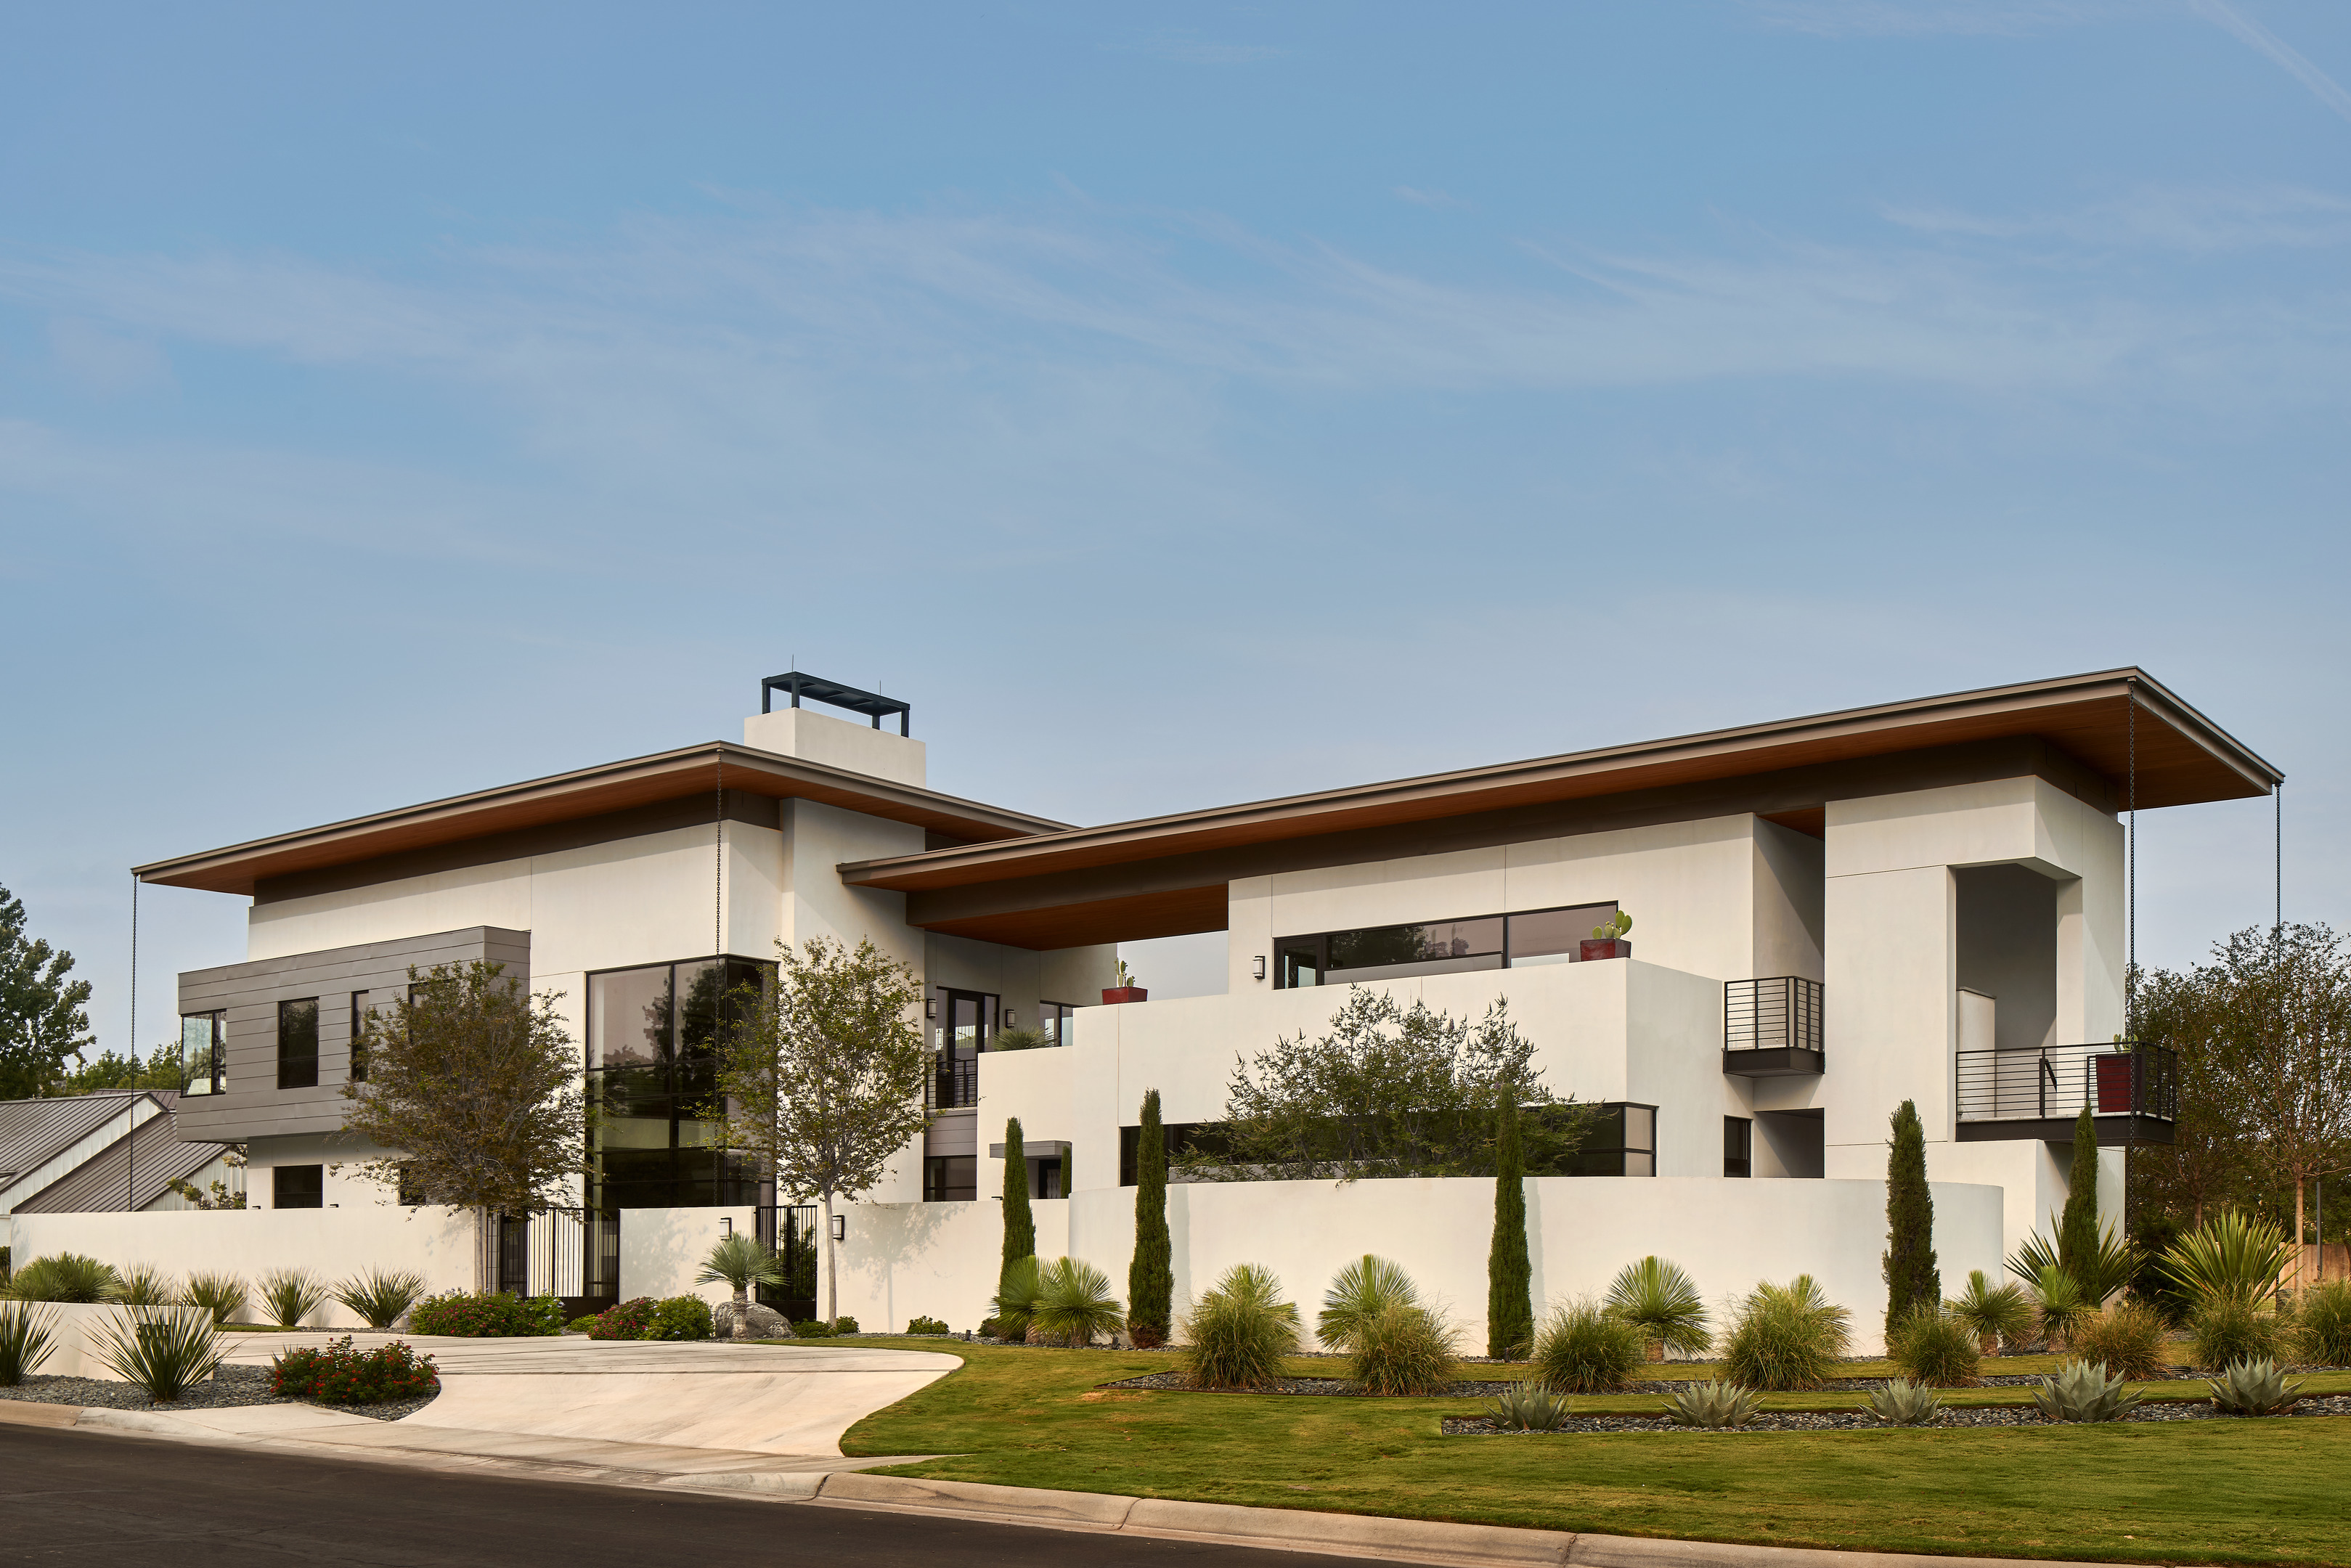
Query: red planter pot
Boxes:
[
  {"xmin": 1101, "ymin": 986, "xmax": 1149, "ymax": 1005},
  {"xmin": 1579, "ymin": 939, "xmax": 1631, "ymax": 962}
]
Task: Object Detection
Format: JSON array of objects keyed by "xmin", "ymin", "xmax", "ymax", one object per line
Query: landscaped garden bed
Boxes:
[{"xmin": 0, "ymin": 1363, "xmax": 440, "ymax": 1422}]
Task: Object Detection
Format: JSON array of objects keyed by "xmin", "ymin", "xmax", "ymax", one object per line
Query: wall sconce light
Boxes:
[
  {"xmin": 831, "ymin": 1215, "xmax": 847, "ymax": 1241},
  {"xmin": 924, "ymin": 997, "xmax": 937, "ymax": 1018},
  {"xmin": 720, "ymin": 1216, "xmax": 733, "ymax": 1236},
  {"xmin": 1003, "ymin": 1008, "xmax": 1016, "ymax": 1026},
  {"xmin": 1252, "ymin": 955, "xmax": 1267, "ymax": 981}
]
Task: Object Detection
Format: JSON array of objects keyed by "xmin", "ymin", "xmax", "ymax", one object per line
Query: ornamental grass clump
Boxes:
[
  {"xmin": 183, "ymin": 1272, "xmax": 247, "ymax": 1326},
  {"xmin": 1530, "ymin": 1300, "xmax": 1645, "ymax": 1395},
  {"xmin": 1886, "ymin": 1308, "xmax": 1981, "ymax": 1386},
  {"xmin": 1722, "ymin": 1275, "xmax": 1849, "ymax": 1392},
  {"xmin": 1604, "ymin": 1257, "xmax": 1711, "ymax": 1360},
  {"xmin": 1946, "ymin": 1269, "xmax": 2034, "ymax": 1354},
  {"xmin": 332, "ymin": 1269, "xmax": 427, "ymax": 1331},
  {"xmin": 2066, "ymin": 1301, "xmax": 2167, "ymax": 1382},
  {"xmin": 990, "ymin": 1257, "xmax": 1043, "ymax": 1342},
  {"xmin": 4, "ymin": 1252, "xmax": 118, "ymax": 1303},
  {"xmin": 2160, "ymin": 1212, "xmax": 2291, "ymax": 1309},
  {"xmin": 2296, "ymin": 1279, "xmax": 2351, "ymax": 1365},
  {"xmin": 2031, "ymin": 1360, "xmax": 2141, "ymax": 1424},
  {"xmin": 1177, "ymin": 1263, "xmax": 1299, "ymax": 1391},
  {"xmin": 1662, "ymin": 1379, "xmax": 1762, "ymax": 1429},
  {"xmin": 1867, "ymin": 1378, "xmax": 1944, "ymax": 1426},
  {"xmin": 2208, "ymin": 1357, "xmax": 2303, "ymax": 1416},
  {"xmin": 2029, "ymin": 1265, "xmax": 2090, "ymax": 1350},
  {"xmin": 1031, "ymin": 1257, "xmax": 1125, "ymax": 1347},
  {"xmin": 1317, "ymin": 1254, "xmax": 1418, "ymax": 1352},
  {"xmin": 1483, "ymin": 1382, "xmax": 1573, "ymax": 1431},
  {"xmin": 92, "ymin": 1306, "xmax": 222, "ymax": 1402},
  {"xmin": 1350, "ymin": 1302, "xmax": 1460, "ymax": 1396},
  {"xmin": 0, "ymin": 1302, "xmax": 57, "ymax": 1385},
  {"xmin": 258, "ymin": 1267, "xmax": 330, "ymax": 1329},
  {"xmin": 110, "ymin": 1264, "xmax": 177, "ymax": 1306},
  {"xmin": 2188, "ymin": 1294, "xmax": 2289, "ymax": 1371}
]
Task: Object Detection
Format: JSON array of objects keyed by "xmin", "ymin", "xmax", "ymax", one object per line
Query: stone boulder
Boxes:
[{"xmin": 713, "ymin": 1301, "xmax": 791, "ymax": 1340}]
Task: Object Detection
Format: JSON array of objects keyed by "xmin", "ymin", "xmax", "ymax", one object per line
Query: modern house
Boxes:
[{"xmin": 14, "ymin": 668, "xmax": 2274, "ymax": 1346}]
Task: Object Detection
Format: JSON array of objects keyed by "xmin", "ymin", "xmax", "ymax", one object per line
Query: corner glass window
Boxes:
[
  {"xmin": 1724, "ymin": 1116, "xmax": 1753, "ymax": 1177},
  {"xmin": 1273, "ymin": 902, "xmax": 1620, "ymax": 987},
  {"xmin": 277, "ymin": 998, "xmax": 319, "ymax": 1090},
  {"xmin": 273, "ymin": 1164, "xmax": 325, "ymax": 1209},
  {"xmin": 1568, "ymin": 1102, "xmax": 1658, "ymax": 1177},
  {"xmin": 585, "ymin": 956, "xmax": 770, "ymax": 1209},
  {"xmin": 180, "ymin": 1011, "xmax": 224, "ymax": 1096}
]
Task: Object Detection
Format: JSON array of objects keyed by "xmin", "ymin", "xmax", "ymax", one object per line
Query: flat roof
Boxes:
[
  {"xmin": 135, "ymin": 742, "xmax": 1069, "ymax": 897},
  {"xmin": 839, "ymin": 668, "xmax": 2278, "ymax": 902}
]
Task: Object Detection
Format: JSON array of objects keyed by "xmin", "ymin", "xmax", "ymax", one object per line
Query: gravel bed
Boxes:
[
  {"xmin": 0, "ymin": 1363, "xmax": 439, "ymax": 1421},
  {"xmin": 1443, "ymin": 1392, "xmax": 2351, "ymax": 1435}
]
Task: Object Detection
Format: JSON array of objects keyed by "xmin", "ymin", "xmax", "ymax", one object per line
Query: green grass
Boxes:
[{"xmin": 838, "ymin": 1339, "xmax": 2351, "ymax": 1564}]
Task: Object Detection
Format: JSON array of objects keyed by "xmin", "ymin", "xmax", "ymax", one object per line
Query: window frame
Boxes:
[
  {"xmin": 1272, "ymin": 902, "xmax": 1621, "ymax": 989},
  {"xmin": 273, "ymin": 1164, "xmax": 325, "ymax": 1209},
  {"xmin": 1567, "ymin": 1101, "xmax": 1658, "ymax": 1177},
  {"xmin": 582, "ymin": 953, "xmax": 774, "ymax": 1210},
  {"xmin": 1724, "ymin": 1115, "xmax": 1753, "ymax": 1178},
  {"xmin": 276, "ymin": 997, "xmax": 320, "ymax": 1091},
  {"xmin": 179, "ymin": 1010, "xmax": 225, "ymax": 1097}
]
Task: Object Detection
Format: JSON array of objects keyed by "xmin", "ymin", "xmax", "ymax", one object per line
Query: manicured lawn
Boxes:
[{"xmin": 839, "ymin": 1339, "xmax": 2351, "ymax": 1564}]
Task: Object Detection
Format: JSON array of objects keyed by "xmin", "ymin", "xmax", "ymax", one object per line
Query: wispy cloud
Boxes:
[
  {"xmin": 2191, "ymin": 0, "xmax": 2351, "ymax": 123},
  {"xmin": 1740, "ymin": 0, "xmax": 2125, "ymax": 38},
  {"xmin": 1886, "ymin": 184, "xmax": 2351, "ymax": 251}
]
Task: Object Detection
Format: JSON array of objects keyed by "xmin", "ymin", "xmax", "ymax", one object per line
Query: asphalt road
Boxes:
[{"xmin": 1, "ymin": 1425, "xmax": 1369, "ymax": 1568}]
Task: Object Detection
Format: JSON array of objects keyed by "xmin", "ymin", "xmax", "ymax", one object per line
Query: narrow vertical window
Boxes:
[
  {"xmin": 349, "ymin": 992, "xmax": 369, "ymax": 1083},
  {"xmin": 180, "ymin": 1011, "xmax": 225, "ymax": 1096},
  {"xmin": 277, "ymin": 997, "xmax": 320, "ymax": 1090},
  {"xmin": 1724, "ymin": 1116, "xmax": 1753, "ymax": 1177}
]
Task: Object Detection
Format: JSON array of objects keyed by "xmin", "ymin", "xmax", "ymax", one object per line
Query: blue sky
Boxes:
[{"xmin": 4, "ymin": 0, "xmax": 2345, "ymax": 1045}]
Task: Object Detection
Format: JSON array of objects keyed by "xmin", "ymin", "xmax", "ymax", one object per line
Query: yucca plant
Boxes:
[
  {"xmin": 2294, "ymin": 1279, "xmax": 2351, "ymax": 1366},
  {"xmin": 91, "ymin": 1305, "xmax": 224, "ymax": 1402},
  {"xmin": 2188, "ymin": 1294, "xmax": 2289, "ymax": 1371},
  {"xmin": 2208, "ymin": 1357, "xmax": 2303, "ymax": 1416},
  {"xmin": 2160, "ymin": 1212, "xmax": 2291, "ymax": 1309},
  {"xmin": 184, "ymin": 1272, "xmax": 247, "ymax": 1327},
  {"xmin": 0, "ymin": 1301, "xmax": 58, "ymax": 1385},
  {"xmin": 1947, "ymin": 1269, "xmax": 2034, "ymax": 1354},
  {"xmin": 1177, "ymin": 1263, "xmax": 1298, "ymax": 1390},
  {"xmin": 2008, "ymin": 1222, "xmax": 2137, "ymax": 1306},
  {"xmin": 1030, "ymin": 1257, "xmax": 1124, "ymax": 1347},
  {"xmin": 1530, "ymin": 1299, "xmax": 1645, "ymax": 1395},
  {"xmin": 4, "ymin": 1252, "xmax": 118, "ymax": 1303},
  {"xmin": 693, "ymin": 1236, "xmax": 786, "ymax": 1339},
  {"xmin": 2031, "ymin": 1360, "xmax": 2142, "ymax": 1424},
  {"xmin": 1721, "ymin": 1275, "xmax": 1849, "ymax": 1391},
  {"xmin": 1604, "ymin": 1256, "xmax": 1711, "ymax": 1359},
  {"xmin": 257, "ymin": 1268, "xmax": 329, "ymax": 1329},
  {"xmin": 332, "ymin": 1269, "xmax": 428, "ymax": 1331},
  {"xmin": 1483, "ymin": 1381, "xmax": 1573, "ymax": 1431},
  {"xmin": 2066, "ymin": 1301, "xmax": 2167, "ymax": 1382},
  {"xmin": 1317, "ymin": 1254, "xmax": 1419, "ymax": 1352},
  {"xmin": 1867, "ymin": 1377, "xmax": 1944, "ymax": 1426},
  {"xmin": 990, "ymin": 1256, "xmax": 1043, "ymax": 1341},
  {"xmin": 2029, "ymin": 1265, "xmax": 2090, "ymax": 1349},
  {"xmin": 110, "ymin": 1264, "xmax": 178, "ymax": 1306},
  {"xmin": 1351, "ymin": 1302, "xmax": 1460, "ymax": 1396},
  {"xmin": 1662, "ymin": 1379, "xmax": 1763, "ymax": 1429},
  {"xmin": 1886, "ymin": 1308, "xmax": 1981, "ymax": 1386}
]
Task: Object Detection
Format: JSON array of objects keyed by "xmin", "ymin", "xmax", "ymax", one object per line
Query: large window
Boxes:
[
  {"xmin": 1274, "ymin": 903, "xmax": 1620, "ymax": 988},
  {"xmin": 277, "ymin": 998, "xmax": 319, "ymax": 1090},
  {"xmin": 180, "ymin": 1010, "xmax": 224, "ymax": 1096},
  {"xmin": 1568, "ymin": 1103, "xmax": 1657, "ymax": 1177},
  {"xmin": 273, "ymin": 1164, "xmax": 324, "ymax": 1209},
  {"xmin": 587, "ymin": 956, "xmax": 770, "ymax": 1209},
  {"xmin": 927, "ymin": 989, "xmax": 997, "ymax": 1109},
  {"xmin": 1038, "ymin": 1001, "xmax": 1078, "ymax": 1049}
]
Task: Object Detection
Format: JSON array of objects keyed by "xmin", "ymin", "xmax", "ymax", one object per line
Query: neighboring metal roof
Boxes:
[
  {"xmin": 10, "ymin": 1105, "xmax": 224, "ymax": 1214},
  {"xmin": 0, "ymin": 1093, "xmax": 152, "ymax": 1186}
]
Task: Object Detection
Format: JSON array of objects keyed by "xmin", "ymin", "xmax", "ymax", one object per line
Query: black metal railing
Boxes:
[
  {"xmin": 1955, "ymin": 1042, "xmax": 2178, "ymax": 1124},
  {"xmin": 929, "ymin": 1051, "xmax": 979, "ymax": 1109},
  {"xmin": 495, "ymin": 1206, "xmax": 621, "ymax": 1307},
  {"xmin": 1725, "ymin": 976, "xmax": 1825, "ymax": 1056},
  {"xmin": 752, "ymin": 1202, "xmax": 822, "ymax": 1322}
]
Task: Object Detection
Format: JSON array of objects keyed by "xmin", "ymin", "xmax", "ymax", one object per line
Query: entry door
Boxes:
[{"xmin": 943, "ymin": 991, "xmax": 997, "ymax": 1057}]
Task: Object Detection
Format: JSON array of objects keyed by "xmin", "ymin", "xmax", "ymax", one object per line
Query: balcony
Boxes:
[
  {"xmin": 1724, "ymin": 977, "xmax": 1825, "ymax": 1077},
  {"xmin": 1955, "ymin": 1042, "xmax": 2177, "ymax": 1144},
  {"xmin": 928, "ymin": 1051, "xmax": 979, "ymax": 1111}
]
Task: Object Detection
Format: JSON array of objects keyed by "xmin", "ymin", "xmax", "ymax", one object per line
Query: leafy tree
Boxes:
[
  {"xmin": 2058, "ymin": 1104, "xmax": 2101, "ymax": 1283},
  {"xmin": 1001, "ymin": 1116, "xmax": 1035, "ymax": 1286},
  {"xmin": 1128, "ymin": 1090, "xmax": 1173, "ymax": 1347},
  {"xmin": 62, "ymin": 1041, "xmax": 185, "ymax": 1095},
  {"xmin": 709, "ymin": 936, "xmax": 929, "ymax": 1326},
  {"xmin": 1882, "ymin": 1099, "xmax": 1939, "ymax": 1334},
  {"xmin": 1486, "ymin": 1088, "xmax": 1533, "ymax": 1358},
  {"xmin": 1176, "ymin": 989, "xmax": 1592, "ymax": 1180},
  {"xmin": 343, "ymin": 961, "xmax": 586, "ymax": 1289},
  {"xmin": 2132, "ymin": 962, "xmax": 2248, "ymax": 1225},
  {"xmin": 0, "ymin": 883, "xmax": 94, "ymax": 1098}
]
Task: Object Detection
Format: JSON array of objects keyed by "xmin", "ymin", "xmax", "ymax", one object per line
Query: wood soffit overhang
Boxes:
[
  {"xmin": 840, "ymin": 669, "xmax": 2280, "ymax": 907},
  {"xmin": 134, "ymin": 744, "xmax": 1070, "ymax": 897}
]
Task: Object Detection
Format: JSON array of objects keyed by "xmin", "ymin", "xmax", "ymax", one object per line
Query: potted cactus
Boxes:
[
  {"xmin": 1580, "ymin": 910, "xmax": 1634, "ymax": 962},
  {"xmin": 1101, "ymin": 959, "xmax": 1147, "ymax": 1005}
]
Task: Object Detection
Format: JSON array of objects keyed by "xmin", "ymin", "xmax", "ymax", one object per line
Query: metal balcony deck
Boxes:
[{"xmin": 1955, "ymin": 1042, "xmax": 2177, "ymax": 1144}]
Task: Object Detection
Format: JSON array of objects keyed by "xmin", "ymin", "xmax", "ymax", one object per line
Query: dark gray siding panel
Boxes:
[{"xmin": 172, "ymin": 927, "xmax": 529, "ymax": 1143}]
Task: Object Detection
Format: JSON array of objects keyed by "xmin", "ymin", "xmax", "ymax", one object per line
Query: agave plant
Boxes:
[
  {"xmin": 1483, "ymin": 1381, "xmax": 1573, "ymax": 1432},
  {"xmin": 2160, "ymin": 1212, "xmax": 2292, "ymax": 1310},
  {"xmin": 1177, "ymin": 1263, "xmax": 1299, "ymax": 1390},
  {"xmin": 2008, "ymin": 1222, "xmax": 2138, "ymax": 1306},
  {"xmin": 2208, "ymin": 1357, "xmax": 2303, "ymax": 1417},
  {"xmin": 2031, "ymin": 1360, "xmax": 2142, "ymax": 1424},
  {"xmin": 257, "ymin": 1268, "xmax": 329, "ymax": 1329},
  {"xmin": 331, "ymin": 1269, "xmax": 428, "ymax": 1331},
  {"xmin": 1947, "ymin": 1269, "xmax": 2034, "ymax": 1354},
  {"xmin": 91, "ymin": 1305, "xmax": 223, "ymax": 1402},
  {"xmin": 0, "ymin": 1302, "xmax": 58, "ymax": 1386},
  {"xmin": 183, "ymin": 1272, "xmax": 247, "ymax": 1327},
  {"xmin": 1662, "ymin": 1379, "xmax": 1763, "ymax": 1429},
  {"xmin": 1030, "ymin": 1257, "xmax": 1124, "ymax": 1347},
  {"xmin": 110, "ymin": 1264, "xmax": 179, "ymax": 1306},
  {"xmin": 1867, "ymin": 1377, "xmax": 1944, "ymax": 1426},
  {"xmin": 1317, "ymin": 1255, "xmax": 1419, "ymax": 1352},
  {"xmin": 1605, "ymin": 1257, "xmax": 1712, "ymax": 1358}
]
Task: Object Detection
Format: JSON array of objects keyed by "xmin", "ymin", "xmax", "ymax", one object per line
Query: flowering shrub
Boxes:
[
  {"xmin": 645, "ymin": 1296, "xmax": 714, "ymax": 1342},
  {"xmin": 407, "ymin": 1291, "xmax": 564, "ymax": 1338},
  {"xmin": 588, "ymin": 1297, "xmax": 658, "ymax": 1340},
  {"xmin": 270, "ymin": 1336, "xmax": 439, "ymax": 1404}
]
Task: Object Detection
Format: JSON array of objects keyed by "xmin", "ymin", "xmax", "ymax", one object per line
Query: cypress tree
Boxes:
[
  {"xmin": 1128, "ymin": 1089, "xmax": 1173, "ymax": 1347},
  {"xmin": 1486, "ymin": 1089, "xmax": 1533, "ymax": 1359},
  {"xmin": 2057, "ymin": 1105, "xmax": 2101, "ymax": 1282},
  {"xmin": 1881, "ymin": 1098, "xmax": 1940, "ymax": 1335},
  {"xmin": 1001, "ymin": 1117, "xmax": 1034, "ymax": 1282}
]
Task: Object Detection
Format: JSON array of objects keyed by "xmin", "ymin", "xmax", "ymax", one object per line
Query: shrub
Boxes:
[
  {"xmin": 990, "ymin": 1257, "xmax": 1043, "ymax": 1341},
  {"xmin": 2010, "ymin": 1224, "xmax": 2137, "ymax": 1307},
  {"xmin": 1317, "ymin": 1255, "xmax": 1417, "ymax": 1352},
  {"xmin": 110, "ymin": 1264, "xmax": 178, "ymax": 1306},
  {"xmin": 0, "ymin": 1301, "xmax": 57, "ymax": 1385},
  {"xmin": 1483, "ymin": 1383, "xmax": 1573, "ymax": 1431},
  {"xmin": 2161, "ymin": 1212, "xmax": 2291, "ymax": 1309},
  {"xmin": 791, "ymin": 1318, "xmax": 834, "ymax": 1339},
  {"xmin": 2029, "ymin": 1265, "xmax": 2090, "ymax": 1349},
  {"xmin": 92, "ymin": 1306, "xmax": 222, "ymax": 1402},
  {"xmin": 1351, "ymin": 1303, "xmax": 1460, "ymax": 1396},
  {"xmin": 905, "ymin": 1315, "xmax": 950, "ymax": 1336},
  {"xmin": 646, "ymin": 1296, "xmax": 713, "ymax": 1341},
  {"xmin": 1886, "ymin": 1309, "xmax": 1981, "ymax": 1387},
  {"xmin": 1946, "ymin": 1269, "xmax": 2034, "ymax": 1353},
  {"xmin": 588, "ymin": 1298, "xmax": 659, "ymax": 1340},
  {"xmin": 518, "ymin": 1294, "xmax": 567, "ymax": 1335},
  {"xmin": 2209, "ymin": 1357, "xmax": 2303, "ymax": 1416},
  {"xmin": 2188, "ymin": 1296, "xmax": 2289, "ymax": 1371},
  {"xmin": 566, "ymin": 1315, "xmax": 601, "ymax": 1334},
  {"xmin": 333, "ymin": 1270, "xmax": 428, "ymax": 1331},
  {"xmin": 4, "ymin": 1252, "xmax": 118, "ymax": 1303},
  {"xmin": 258, "ymin": 1268, "xmax": 329, "ymax": 1329},
  {"xmin": 184, "ymin": 1272, "xmax": 247, "ymax": 1327},
  {"xmin": 1530, "ymin": 1300, "xmax": 1645, "ymax": 1395},
  {"xmin": 1177, "ymin": 1263, "xmax": 1299, "ymax": 1391},
  {"xmin": 2293, "ymin": 1279, "xmax": 2351, "ymax": 1366},
  {"xmin": 271, "ymin": 1336, "xmax": 440, "ymax": 1404},
  {"xmin": 1867, "ymin": 1378, "xmax": 1943, "ymax": 1426},
  {"xmin": 832, "ymin": 1315, "xmax": 859, "ymax": 1335},
  {"xmin": 1662, "ymin": 1379, "xmax": 1762, "ymax": 1429},
  {"xmin": 1722, "ymin": 1276, "xmax": 1849, "ymax": 1392},
  {"xmin": 2066, "ymin": 1302, "xmax": 2167, "ymax": 1382},
  {"xmin": 2032, "ymin": 1360, "xmax": 2140, "ymax": 1424},
  {"xmin": 1031, "ymin": 1258, "xmax": 1123, "ymax": 1347},
  {"xmin": 1604, "ymin": 1257, "xmax": 1711, "ymax": 1358},
  {"xmin": 411, "ymin": 1289, "xmax": 562, "ymax": 1338}
]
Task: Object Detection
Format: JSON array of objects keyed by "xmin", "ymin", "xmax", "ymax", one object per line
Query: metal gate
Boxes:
[
  {"xmin": 496, "ymin": 1207, "xmax": 622, "ymax": 1313},
  {"xmin": 753, "ymin": 1203, "xmax": 821, "ymax": 1322}
]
